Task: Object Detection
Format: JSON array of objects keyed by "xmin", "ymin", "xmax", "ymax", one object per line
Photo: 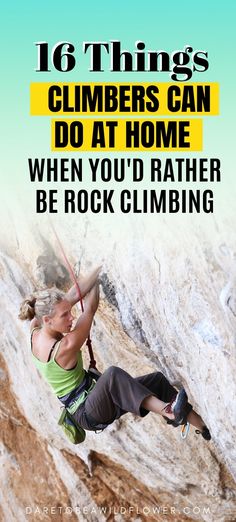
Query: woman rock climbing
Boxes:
[{"xmin": 19, "ymin": 267, "xmax": 211, "ymax": 441}]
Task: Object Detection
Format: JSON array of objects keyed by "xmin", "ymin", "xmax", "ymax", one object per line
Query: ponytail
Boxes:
[
  {"xmin": 18, "ymin": 297, "xmax": 36, "ymax": 321},
  {"xmin": 19, "ymin": 288, "xmax": 64, "ymax": 321}
]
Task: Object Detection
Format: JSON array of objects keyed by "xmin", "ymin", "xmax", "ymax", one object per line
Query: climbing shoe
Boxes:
[
  {"xmin": 195, "ymin": 426, "xmax": 211, "ymax": 441},
  {"xmin": 163, "ymin": 388, "xmax": 188, "ymax": 425}
]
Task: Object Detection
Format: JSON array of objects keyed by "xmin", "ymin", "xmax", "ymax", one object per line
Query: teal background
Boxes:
[{"xmin": 1, "ymin": 0, "xmax": 236, "ymax": 219}]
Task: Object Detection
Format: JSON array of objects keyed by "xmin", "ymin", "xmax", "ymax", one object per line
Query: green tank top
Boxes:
[{"xmin": 31, "ymin": 329, "xmax": 85, "ymax": 397}]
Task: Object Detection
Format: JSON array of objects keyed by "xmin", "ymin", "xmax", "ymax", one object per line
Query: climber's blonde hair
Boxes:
[{"xmin": 19, "ymin": 288, "xmax": 65, "ymax": 321}]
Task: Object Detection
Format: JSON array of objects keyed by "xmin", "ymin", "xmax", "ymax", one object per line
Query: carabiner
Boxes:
[{"xmin": 181, "ymin": 422, "xmax": 190, "ymax": 440}]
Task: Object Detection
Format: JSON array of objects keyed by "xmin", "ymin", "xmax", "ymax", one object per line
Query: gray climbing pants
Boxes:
[{"xmin": 72, "ymin": 366, "xmax": 191, "ymax": 431}]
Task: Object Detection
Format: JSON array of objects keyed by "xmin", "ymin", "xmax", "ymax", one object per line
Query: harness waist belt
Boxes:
[{"xmin": 58, "ymin": 373, "xmax": 92, "ymax": 408}]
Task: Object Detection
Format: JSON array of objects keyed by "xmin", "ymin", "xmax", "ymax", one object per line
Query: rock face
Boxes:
[{"xmin": 0, "ymin": 210, "xmax": 236, "ymax": 522}]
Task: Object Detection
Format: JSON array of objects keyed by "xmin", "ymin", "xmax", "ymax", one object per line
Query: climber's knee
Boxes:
[
  {"xmin": 104, "ymin": 366, "xmax": 128, "ymax": 391},
  {"xmin": 156, "ymin": 371, "xmax": 165, "ymax": 380},
  {"xmin": 104, "ymin": 365, "xmax": 123, "ymax": 380},
  {"xmin": 105, "ymin": 365, "xmax": 119, "ymax": 375}
]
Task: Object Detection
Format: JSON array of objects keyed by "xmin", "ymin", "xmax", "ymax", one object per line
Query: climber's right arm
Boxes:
[{"xmin": 58, "ymin": 284, "xmax": 100, "ymax": 366}]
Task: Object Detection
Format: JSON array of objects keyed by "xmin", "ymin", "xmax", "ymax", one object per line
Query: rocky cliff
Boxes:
[{"xmin": 0, "ymin": 209, "xmax": 236, "ymax": 522}]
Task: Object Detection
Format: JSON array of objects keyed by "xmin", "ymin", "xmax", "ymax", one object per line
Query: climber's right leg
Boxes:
[{"xmin": 73, "ymin": 366, "xmax": 158, "ymax": 430}]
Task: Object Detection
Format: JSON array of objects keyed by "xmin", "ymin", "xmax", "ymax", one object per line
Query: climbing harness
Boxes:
[{"xmin": 49, "ymin": 218, "xmax": 98, "ymax": 371}]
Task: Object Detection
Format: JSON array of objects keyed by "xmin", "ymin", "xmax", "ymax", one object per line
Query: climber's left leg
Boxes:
[{"xmin": 136, "ymin": 372, "xmax": 211, "ymax": 438}]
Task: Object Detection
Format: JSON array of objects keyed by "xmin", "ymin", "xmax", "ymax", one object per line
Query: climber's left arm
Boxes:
[{"xmin": 65, "ymin": 266, "xmax": 102, "ymax": 306}]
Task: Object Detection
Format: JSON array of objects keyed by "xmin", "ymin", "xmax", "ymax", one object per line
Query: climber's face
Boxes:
[{"xmin": 44, "ymin": 299, "xmax": 74, "ymax": 333}]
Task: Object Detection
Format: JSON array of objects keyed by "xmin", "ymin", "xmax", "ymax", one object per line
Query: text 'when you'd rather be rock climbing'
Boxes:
[{"xmin": 28, "ymin": 157, "xmax": 221, "ymax": 215}]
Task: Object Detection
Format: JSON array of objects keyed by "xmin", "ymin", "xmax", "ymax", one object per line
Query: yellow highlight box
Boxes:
[
  {"xmin": 51, "ymin": 118, "xmax": 203, "ymax": 152},
  {"xmin": 31, "ymin": 82, "xmax": 219, "ymax": 116}
]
